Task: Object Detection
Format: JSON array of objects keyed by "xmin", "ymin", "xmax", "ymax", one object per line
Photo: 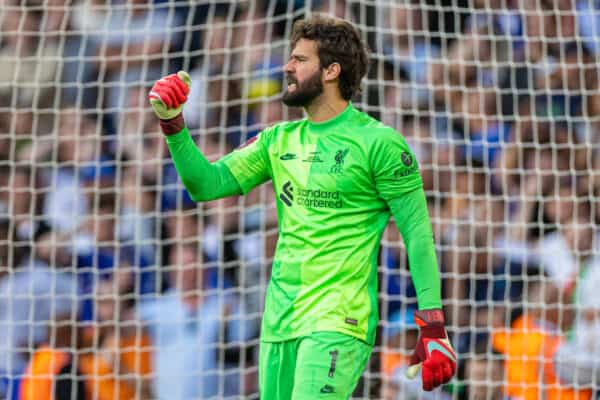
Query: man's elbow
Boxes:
[
  {"xmin": 187, "ymin": 186, "xmax": 227, "ymax": 202},
  {"xmin": 179, "ymin": 181, "xmax": 210, "ymax": 202},
  {"xmin": 188, "ymin": 190, "xmax": 213, "ymax": 202}
]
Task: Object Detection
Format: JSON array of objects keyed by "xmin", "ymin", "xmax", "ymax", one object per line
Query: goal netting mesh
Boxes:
[{"xmin": 1, "ymin": 0, "xmax": 599, "ymax": 398}]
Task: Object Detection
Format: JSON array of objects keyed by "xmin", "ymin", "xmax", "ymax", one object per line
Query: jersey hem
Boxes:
[{"xmin": 260, "ymin": 326, "xmax": 374, "ymax": 346}]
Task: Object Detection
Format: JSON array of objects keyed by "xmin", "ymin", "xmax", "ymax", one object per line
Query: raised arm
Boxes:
[{"xmin": 148, "ymin": 72, "xmax": 270, "ymax": 201}]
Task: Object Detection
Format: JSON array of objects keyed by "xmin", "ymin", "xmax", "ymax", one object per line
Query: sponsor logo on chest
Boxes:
[{"xmin": 279, "ymin": 181, "xmax": 343, "ymax": 209}]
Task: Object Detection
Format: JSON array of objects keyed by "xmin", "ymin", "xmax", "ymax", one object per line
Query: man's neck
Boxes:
[{"xmin": 305, "ymin": 94, "xmax": 348, "ymax": 123}]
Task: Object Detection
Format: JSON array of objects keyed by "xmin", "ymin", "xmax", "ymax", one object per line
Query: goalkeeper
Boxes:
[{"xmin": 149, "ymin": 15, "xmax": 456, "ymax": 399}]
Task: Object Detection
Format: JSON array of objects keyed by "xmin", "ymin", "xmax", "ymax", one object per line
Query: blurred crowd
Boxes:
[{"xmin": 1, "ymin": 0, "xmax": 600, "ymax": 399}]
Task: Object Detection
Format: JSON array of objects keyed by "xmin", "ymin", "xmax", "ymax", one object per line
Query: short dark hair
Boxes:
[{"xmin": 290, "ymin": 15, "xmax": 370, "ymax": 100}]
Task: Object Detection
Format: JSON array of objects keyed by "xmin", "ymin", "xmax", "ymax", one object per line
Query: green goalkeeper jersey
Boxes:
[{"xmin": 216, "ymin": 103, "xmax": 436, "ymax": 345}]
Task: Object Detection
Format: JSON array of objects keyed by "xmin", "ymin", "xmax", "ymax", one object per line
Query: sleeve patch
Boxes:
[
  {"xmin": 394, "ymin": 151, "xmax": 419, "ymax": 179},
  {"xmin": 401, "ymin": 152, "xmax": 413, "ymax": 167}
]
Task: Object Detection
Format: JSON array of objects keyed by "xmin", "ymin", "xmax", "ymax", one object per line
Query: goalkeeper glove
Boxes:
[
  {"xmin": 406, "ymin": 309, "xmax": 457, "ymax": 391},
  {"xmin": 148, "ymin": 71, "xmax": 191, "ymax": 120}
]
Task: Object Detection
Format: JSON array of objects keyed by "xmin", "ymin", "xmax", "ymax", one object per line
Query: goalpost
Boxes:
[{"xmin": 1, "ymin": 0, "xmax": 598, "ymax": 398}]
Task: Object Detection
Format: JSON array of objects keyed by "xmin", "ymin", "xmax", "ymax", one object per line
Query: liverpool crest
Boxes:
[{"xmin": 330, "ymin": 149, "xmax": 349, "ymax": 174}]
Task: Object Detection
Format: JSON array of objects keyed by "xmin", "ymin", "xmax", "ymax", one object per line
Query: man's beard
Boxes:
[{"xmin": 282, "ymin": 70, "xmax": 324, "ymax": 107}]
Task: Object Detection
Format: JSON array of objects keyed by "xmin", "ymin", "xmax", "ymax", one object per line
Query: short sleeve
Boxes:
[
  {"xmin": 370, "ymin": 128, "xmax": 423, "ymax": 202},
  {"xmin": 222, "ymin": 129, "xmax": 272, "ymax": 194}
]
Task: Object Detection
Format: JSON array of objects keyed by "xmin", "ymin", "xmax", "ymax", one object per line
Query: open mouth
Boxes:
[{"xmin": 286, "ymin": 76, "xmax": 297, "ymax": 92}]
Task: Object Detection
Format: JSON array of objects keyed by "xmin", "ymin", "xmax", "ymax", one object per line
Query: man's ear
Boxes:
[{"xmin": 323, "ymin": 62, "xmax": 341, "ymax": 82}]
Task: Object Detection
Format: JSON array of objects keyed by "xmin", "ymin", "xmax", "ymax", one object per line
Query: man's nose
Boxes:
[{"xmin": 283, "ymin": 61, "xmax": 294, "ymax": 73}]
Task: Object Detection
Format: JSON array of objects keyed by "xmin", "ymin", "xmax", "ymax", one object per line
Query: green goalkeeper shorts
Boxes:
[{"xmin": 259, "ymin": 331, "xmax": 372, "ymax": 399}]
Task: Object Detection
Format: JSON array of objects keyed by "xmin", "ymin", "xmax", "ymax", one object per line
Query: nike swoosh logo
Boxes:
[
  {"xmin": 320, "ymin": 385, "xmax": 335, "ymax": 393},
  {"xmin": 279, "ymin": 153, "xmax": 297, "ymax": 160},
  {"xmin": 427, "ymin": 340, "xmax": 457, "ymax": 362}
]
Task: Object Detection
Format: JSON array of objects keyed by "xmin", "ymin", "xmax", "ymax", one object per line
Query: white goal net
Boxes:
[{"xmin": 1, "ymin": 0, "xmax": 599, "ymax": 399}]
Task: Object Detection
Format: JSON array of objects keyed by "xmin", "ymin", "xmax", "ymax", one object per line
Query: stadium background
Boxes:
[{"xmin": 1, "ymin": 0, "xmax": 600, "ymax": 398}]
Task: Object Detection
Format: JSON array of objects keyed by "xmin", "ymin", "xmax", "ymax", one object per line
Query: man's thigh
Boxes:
[
  {"xmin": 259, "ymin": 339, "xmax": 298, "ymax": 400},
  {"xmin": 292, "ymin": 331, "xmax": 372, "ymax": 399}
]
